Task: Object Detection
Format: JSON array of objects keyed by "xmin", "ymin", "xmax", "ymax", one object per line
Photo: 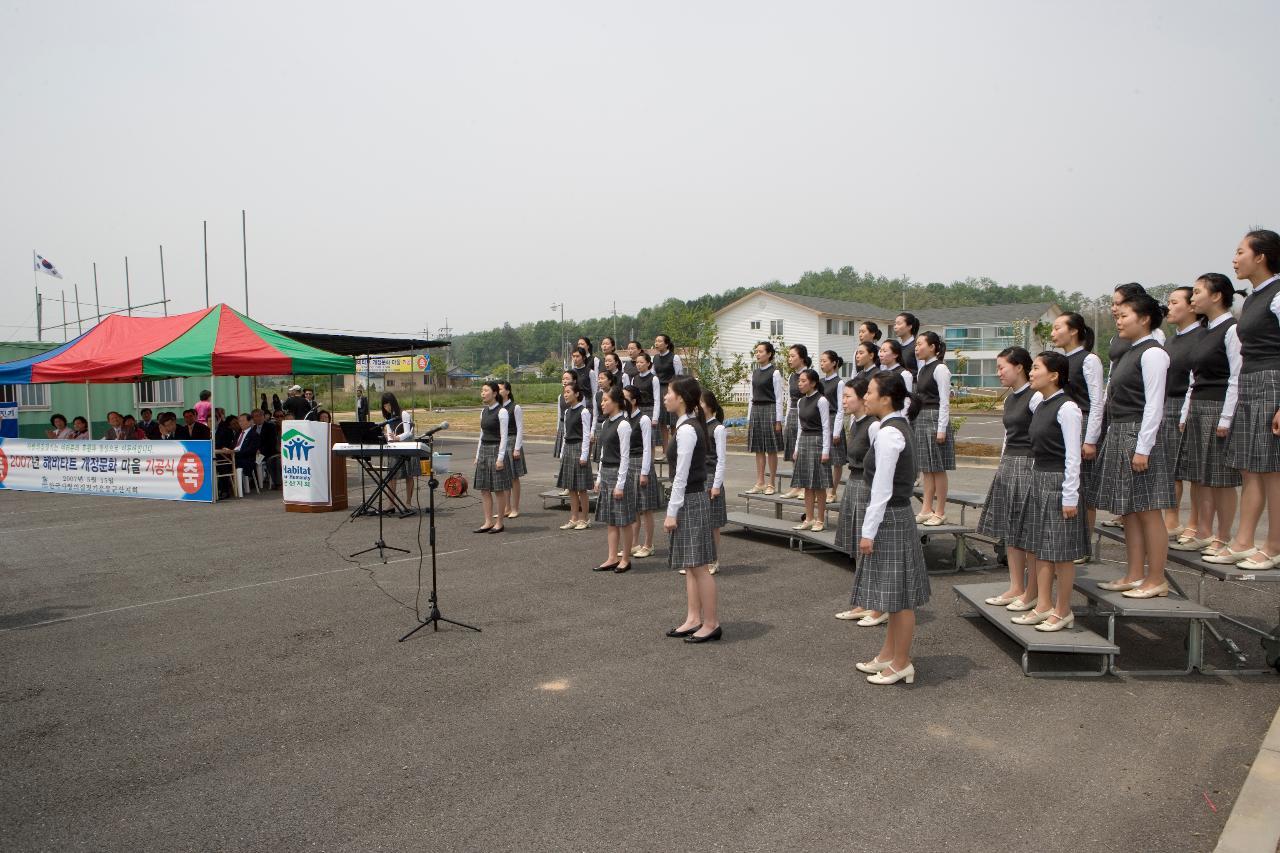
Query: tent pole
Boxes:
[{"xmin": 210, "ymin": 382, "xmax": 218, "ymax": 503}]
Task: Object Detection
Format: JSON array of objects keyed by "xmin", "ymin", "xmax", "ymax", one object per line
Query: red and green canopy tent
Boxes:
[{"xmin": 0, "ymin": 304, "xmax": 354, "ymax": 383}]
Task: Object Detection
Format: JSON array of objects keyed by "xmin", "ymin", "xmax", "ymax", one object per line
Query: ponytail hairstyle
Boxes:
[
  {"xmin": 1035, "ymin": 351, "xmax": 1070, "ymax": 390},
  {"xmin": 635, "ymin": 351, "xmax": 652, "ymax": 370},
  {"xmin": 482, "ymin": 380, "xmax": 502, "ymax": 401},
  {"xmin": 1196, "ymin": 272, "xmax": 1243, "ymax": 310},
  {"xmin": 669, "ymin": 376, "xmax": 705, "ymax": 427},
  {"xmin": 848, "ymin": 374, "xmax": 872, "ymax": 400},
  {"xmin": 860, "ymin": 320, "xmax": 882, "ymax": 342},
  {"xmin": 656, "ymin": 334, "xmax": 674, "ymax": 351},
  {"xmin": 1169, "ymin": 285, "xmax": 1204, "ymax": 326},
  {"xmin": 565, "ymin": 381, "xmax": 583, "ymax": 404},
  {"xmin": 820, "ymin": 349, "xmax": 845, "ymax": 373},
  {"xmin": 855, "ymin": 341, "xmax": 880, "ymax": 368},
  {"xmin": 1245, "ymin": 228, "xmax": 1280, "ymax": 275},
  {"xmin": 603, "ymin": 383, "xmax": 624, "ymax": 414},
  {"xmin": 880, "ymin": 339, "xmax": 904, "ymax": 365},
  {"xmin": 1113, "ymin": 282, "xmax": 1146, "ymax": 302},
  {"xmin": 754, "ymin": 340, "xmax": 777, "ymax": 359},
  {"xmin": 788, "ymin": 343, "xmax": 812, "ymax": 368},
  {"xmin": 570, "ymin": 346, "xmax": 588, "ymax": 366},
  {"xmin": 497, "ymin": 380, "xmax": 515, "ymax": 403},
  {"xmin": 897, "ymin": 312, "xmax": 920, "ymax": 336},
  {"xmin": 797, "ymin": 367, "xmax": 822, "ymax": 391},
  {"xmin": 560, "ymin": 369, "xmax": 575, "ymax": 385},
  {"xmin": 598, "ymin": 370, "xmax": 614, "ymax": 390},
  {"xmin": 700, "ymin": 388, "xmax": 724, "ymax": 422},
  {"xmin": 621, "ymin": 385, "xmax": 640, "ymax": 414},
  {"xmin": 577, "ymin": 336, "xmax": 594, "ymax": 357},
  {"xmin": 996, "ymin": 346, "xmax": 1033, "ymax": 382},
  {"xmin": 1124, "ymin": 292, "xmax": 1167, "ymax": 333},
  {"xmin": 1059, "ymin": 312, "xmax": 1095, "ymax": 352},
  {"xmin": 919, "ymin": 331, "xmax": 946, "ymax": 359},
  {"xmin": 870, "ymin": 371, "xmax": 909, "ymax": 410},
  {"xmin": 603, "ymin": 351, "xmax": 624, "ymax": 374},
  {"xmin": 600, "ymin": 336, "xmax": 616, "ymax": 352}
]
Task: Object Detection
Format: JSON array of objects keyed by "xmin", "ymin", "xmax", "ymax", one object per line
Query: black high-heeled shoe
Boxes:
[
  {"xmin": 684, "ymin": 626, "xmax": 722, "ymax": 644},
  {"xmin": 613, "ymin": 562, "xmax": 631, "ymax": 574},
  {"xmin": 665, "ymin": 623, "xmax": 701, "ymax": 638},
  {"xmin": 593, "ymin": 562, "xmax": 620, "ymax": 572},
  {"xmin": 487, "ymin": 526, "xmax": 504, "ymax": 534}
]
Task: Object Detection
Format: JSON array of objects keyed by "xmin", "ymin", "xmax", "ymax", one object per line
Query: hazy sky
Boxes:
[{"xmin": 3, "ymin": 1, "xmax": 1277, "ymax": 343}]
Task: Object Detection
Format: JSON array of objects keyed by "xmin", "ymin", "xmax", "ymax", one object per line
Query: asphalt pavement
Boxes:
[{"xmin": 2, "ymin": 435, "xmax": 1278, "ymax": 852}]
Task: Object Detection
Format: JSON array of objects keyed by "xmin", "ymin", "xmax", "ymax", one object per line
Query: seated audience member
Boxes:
[
  {"xmin": 137, "ymin": 408, "xmax": 161, "ymax": 439},
  {"xmin": 102, "ymin": 411, "xmax": 128, "ymax": 440},
  {"xmin": 233, "ymin": 413, "xmax": 261, "ymax": 475},
  {"xmin": 121, "ymin": 415, "xmax": 147, "ymax": 440},
  {"xmin": 215, "ymin": 414, "xmax": 241, "ymax": 498},
  {"xmin": 317, "ymin": 409, "xmax": 332, "ymax": 423},
  {"xmin": 250, "ymin": 408, "xmax": 282, "ymax": 489},
  {"xmin": 46, "ymin": 414, "xmax": 74, "ymax": 439},
  {"xmin": 157, "ymin": 412, "xmax": 180, "ymax": 439},
  {"xmin": 176, "ymin": 409, "xmax": 212, "ymax": 441},
  {"xmin": 272, "ymin": 408, "xmax": 287, "ymax": 425},
  {"xmin": 69, "ymin": 416, "xmax": 90, "ymax": 439}
]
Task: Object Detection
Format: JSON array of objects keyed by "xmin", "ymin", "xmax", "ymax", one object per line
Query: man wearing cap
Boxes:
[{"xmin": 282, "ymin": 385, "xmax": 312, "ymax": 421}]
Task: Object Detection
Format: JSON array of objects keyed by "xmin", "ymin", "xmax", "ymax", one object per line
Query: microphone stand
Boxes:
[{"xmin": 400, "ymin": 436, "xmax": 480, "ymax": 640}]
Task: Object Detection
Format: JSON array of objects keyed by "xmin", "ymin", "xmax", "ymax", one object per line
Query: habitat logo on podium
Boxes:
[{"xmin": 281, "ymin": 429, "xmax": 316, "ymax": 461}]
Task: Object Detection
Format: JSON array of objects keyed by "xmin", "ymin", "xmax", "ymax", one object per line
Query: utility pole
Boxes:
[{"xmin": 550, "ymin": 302, "xmax": 566, "ymax": 368}]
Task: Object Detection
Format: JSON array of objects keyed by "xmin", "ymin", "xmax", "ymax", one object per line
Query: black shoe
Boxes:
[
  {"xmin": 665, "ymin": 623, "xmax": 701, "ymax": 638},
  {"xmin": 613, "ymin": 562, "xmax": 631, "ymax": 574},
  {"xmin": 488, "ymin": 526, "xmax": 504, "ymax": 534},
  {"xmin": 473, "ymin": 526, "xmax": 493, "ymax": 534},
  {"xmin": 684, "ymin": 626, "xmax": 722, "ymax": 644},
  {"xmin": 593, "ymin": 562, "xmax": 620, "ymax": 572}
]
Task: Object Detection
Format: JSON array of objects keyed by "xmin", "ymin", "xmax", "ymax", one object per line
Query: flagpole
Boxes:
[
  {"xmin": 202, "ymin": 220, "xmax": 209, "ymax": 308},
  {"xmin": 61, "ymin": 290, "xmax": 67, "ymax": 342},
  {"xmin": 159, "ymin": 244, "xmax": 168, "ymax": 316},
  {"xmin": 93, "ymin": 262, "xmax": 101, "ymax": 324},
  {"xmin": 74, "ymin": 283, "xmax": 83, "ymax": 335},
  {"xmin": 124, "ymin": 256, "xmax": 132, "ymax": 316},
  {"xmin": 32, "ymin": 252, "xmax": 41, "ymax": 341},
  {"xmin": 241, "ymin": 209, "xmax": 249, "ymax": 316}
]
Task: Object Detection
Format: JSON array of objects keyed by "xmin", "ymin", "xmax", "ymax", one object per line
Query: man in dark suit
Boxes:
[
  {"xmin": 137, "ymin": 408, "xmax": 161, "ymax": 440},
  {"xmin": 233, "ymin": 412, "xmax": 261, "ymax": 472},
  {"xmin": 355, "ymin": 386, "xmax": 369, "ymax": 423},
  {"xmin": 250, "ymin": 408, "xmax": 282, "ymax": 489},
  {"xmin": 176, "ymin": 409, "xmax": 212, "ymax": 441},
  {"xmin": 157, "ymin": 412, "xmax": 180, "ymax": 439}
]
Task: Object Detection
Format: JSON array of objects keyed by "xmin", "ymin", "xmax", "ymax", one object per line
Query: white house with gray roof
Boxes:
[{"xmin": 711, "ymin": 289, "xmax": 1058, "ymax": 395}]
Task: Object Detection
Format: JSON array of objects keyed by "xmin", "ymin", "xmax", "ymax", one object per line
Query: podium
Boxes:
[{"xmin": 281, "ymin": 421, "xmax": 348, "ymax": 513}]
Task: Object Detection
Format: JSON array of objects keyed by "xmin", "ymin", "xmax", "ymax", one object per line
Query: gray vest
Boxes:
[
  {"xmin": 1105, "ymin": 339, "xmax": 1160, "ymax": 423},
  {"xmin": 1240, "ymin": 279, "xmax": 1280, "ymax": 374},
  {"xmin": 863, "ymin": 417, "xmax": 915, "ymax": 506},
  {"xmin": 1189, "ymin": 318, "xmax": 1236, "ymax": 401},
  {"xmin": 751, "ymin": 365, "xmax": 778, "ymax": 403},
  {"xmin": 1002, "ymin": 385, "xmax": 1034, "ymax": 456}
]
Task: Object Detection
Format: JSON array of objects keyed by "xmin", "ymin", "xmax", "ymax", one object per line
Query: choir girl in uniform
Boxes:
[
  {"xmin": 852, "ymin": 341, "xmax": 880, "ymax": 382},
  {"xmin": 858, "ymin": 321, "xmax": 882, "ymax": 348},
  {"xmin": 623, "ymin": 385, "xmax": 663, "ymax": 560},
  {"xmin": 590, "ymin": 369, "xmax": 618, "ymax": 464},
  {"xmin": 1011, "ymin": 352, "xmax": 1089, "ymax": 629},
  {"xmin": 1085, "ymin": 294, "xmax": 1175, "ymax": 596},
  {"xmin": 381, "ymin": 392, "xmax": 417, "ymax": 508},
  {"xmin": 497, "ymin": 381, "xmax": 525, "ymax": 518},
  {"xmin": 833, "ymin": 376, "xmax": 885, "ymax": 626},
  {"xmin": 1219, "ymin": 230, "xmax": 1280, "ymax": 570},
  {"xmin": 593, "ymin": 385, "xmax": 636, "ymax": 573},
  {"xmin": 599, "ymin": 336, "xmax": 619, "ymax": 369},
  {"xmin": 1160, "ymin": 287, "xmax": 1204, "ymax": 537},
  {"xmin": 663, "ymin": 376, "xmax": 721, "ymax": 643},
  {"xmin": 781, "ymin": 344, "xmax": 811, "ymax": 498},
  {"xmin": 602, "ymin": 351, "xmax": 624, "ymax": 386},
  {"xmin": 1176, "ymin": 274, "xmax": 1242, "ymax": 557},
  {"xmin": 852, "ymin": 372, "xmax": 930, "ymax": 684},
  {"xmin": 652, "ymin": 334, "xmax": 683, "ymax": 450},
  {"xmin": 632, "ymin": 352, "xmax": 662, "ymax": 444},
  {"xmin": 745, "ymin": 341, "xmax": 785, "ymax": 495},
  {"xmin": 553, "ymin": 370, "xmax": 573, "ymax": 461},
  {"xmin": 472, "ymin": 381, "xmax": 511, "ymax": 533},
  {"xmin": 789, "ymin": 368, "xmax": 832, "ymax": 532},
  {"xmin": 894, "ymin": 312, "xmax": 920, "ymax": 377},
  {"xmin": 818, "ymin": 350, "xmax": 847, "ymax": 503},
  {"xmin": 1052, "ymin": 312, "xmax": 1104, "ymax": 543},
  {"xmin": 570, "ymin": 347, "xmax": 597, "ymax": 406},
  {"xmin": 878, "ymin": 340, "xmax": 914, "ymax": 417},
  {"xmin": 976, "ymin": 347, "xmax": 1039, "ymax": 611},
  {"xmin": 701, "ymin": 390, "xmax": 729, "ymax": 575},
  {"xmin": 623, "ymin": 340, "xmax": 644, "ymax": 385},
  {"xmin": 577, "ymin": 336, "xmax": 600, "ymax": 375},
  {"xmin": 913, "ymin": 332, "xmax": 955, "ymax": 526},
  {"xmin": 556, "ymin": 381, "xmax": 594, "ymax": 530}
]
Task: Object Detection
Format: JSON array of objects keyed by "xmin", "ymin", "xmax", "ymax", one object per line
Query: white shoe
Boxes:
[
  {"xmin": 634, "ymin": 546, "xmax": 652, "ymax": 559},
  {"xmin": 857, "ymin": 612, "xmax": 889, "ymax": 627},
  {"xmin": 1098, "ymin": 578, "xmax": 1142, "ymax": 591},
  {"xmin": 922, "ymin": 513, "xmax": 946, "ymax": 527},
  {"xmin": 1012, "ymin": 609, "xmax": 1053, "ymax": 625},
  {"xmin": 1170, "ymin": 534, "xmax": 1214, "ymax": 551},
  {"xmin": 1122, "ymin": 582, "xmax": 1169, "ymax": 598},
  {"xmin": 792, "ymin": 520, "xmax": 814, "ymax": 531},
  {"xmin": 835, "ymin": 609, "xmax": 866, "ymax": 621},
  {"xmin": 558, "ymin": 521, "xmax": 577, "ymax": 530},
  {"xmin": 574, "ymin": 521, "xmax": 590, "ymax": 530},
  {"xmin": 1203, "ymin": 547, "xmax": 1258, "ymax": 565},
  {"xmin": 617, "ymin": 550, "xmax": 624, "ymax": 558},
  {"xmin": 708, "ymin": 561, "xmax": 719, "ymax": 575},
  {"xmin": 558, "ymin": 488, "xmax": 569, "ymax": 496},
  {"xmin": 866, "ymin": 663, "xmax": 915, "ymax": 685},
  {"xmin": 984, "ymin": 592, "xmax": 1020, "ymax": 606},
  {"xmin": 1166, "ymin": 525, "xmax": 1186, "ymax": 539},
  {"xmin": 1236, "ymin": 552, "xmax": 1280, "ymax": 571},
  {"xmin": 1101, "ymin": 517, "xmax": 1123, "ymax": 528},
  {"xmin": 915, "ymin": 511, "xmax": 930, "ymax": 523},
  {"xmin": 855, "ymin": 658, "xmax": 891, "ymax": 674},
  {"xmin": 745, "ymin": 484, "xmax": 765, "ymax": 495},
  {"xmin": 809, "ymin": 521, "xmax": 825, "ymax": 532},
  {"xmin": 1005, "ymin": 598, "xmax": 1036, "ymax": 612},
  {"xmin": 1035, "ymin": 612, "xmax": 1075, "ymax": 632}
]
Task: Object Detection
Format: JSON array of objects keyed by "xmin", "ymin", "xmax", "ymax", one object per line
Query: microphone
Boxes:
[{"xmin": 417, "ymin": 421, "xmax": 450, "ymax": 439}]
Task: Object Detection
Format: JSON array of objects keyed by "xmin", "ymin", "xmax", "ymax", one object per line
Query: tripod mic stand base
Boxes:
[
  {"xmin": 350, "ymin": 540, "xmax": 411, "ymax": 560},
  {"xmin": 399, "ymin": 603, "xmax": 482, "ymax": 642}
]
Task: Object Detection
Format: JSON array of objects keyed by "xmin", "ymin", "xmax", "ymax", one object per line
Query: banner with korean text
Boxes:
[{"xmin": 0, "ymin": 438, "xmax": 214, "ymax": 502}]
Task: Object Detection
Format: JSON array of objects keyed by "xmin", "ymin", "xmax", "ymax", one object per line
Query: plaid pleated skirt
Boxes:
[
  {"xmin": 828, "ymin": 431, "xmax": 848, "ymax": 467},
  {"xmin": 594, "ymin": 465, "xmax": 637, "ymax": 527},
  {"xmin": 1160, "ymin": 397, "xmax": 1184, "ymax": 481},
  {"xmin": 747, "ymin": 404, "xmax": 784, "ymax": 453},
  {"xmin": 553, "ymin": 421, "xmax": 565, "ymax": 459},
  {"xmin": 850, "ymin": 503, "xmax": 930, "ymax": 613},
  {"xmin": 556, "ymin": 443, "xmax": 594, "ymax": 491},
  {"xmin": 976, "ymin": 453, "xmax": 1033, "ymax": 549},
  {"xmin": 790, "ymin": 434, "xmax": 833, "ymax": 490},
  {"xmin": 473, "ymin": 443, "xmax": 513, "ymax": 492},
  {"xmin": 668, "ymin": 490, "xmax": 717, "ymax": 570},
  {"xmin": 1227, "ymin": 369, "xmax": 1280, "ymax": 473},
  {"xmin": 708, "ymin": 487, "xmax": 728, "ymax": 528},
  {"xmin": 833, "ymin": 476, "xmax": 870, "ymax": 559},
  {"xmin": 783, "ymin": 406, "xmax": 799, "ymax": 462},
  {"xmin": 658, "ymin": 385, "xmax": 675, "ymax": 427},
  {"xmin": 1177, "ymin": 397, "xmax": 1241, "ymax": 487},
  {"xmin": 1084, "ymin": 420, "xmax": 1176, "ymax": 515},
  {"xmin": 913, "ymin": 409, "xmax": 956, "ymax": 472},
  {"xmin": 1021, "ymin": 468, "xmax": 1090, "ymax": 562},
  {"xmin": 630, "ymin": 456, "xmax": 666, "ymax": 512},
  {"xmin": 506, "ymin": 437, "xmax": 527, "ymax": 478},
  {"xmin": 589, "ymin": 423, "xmax": 603, "ymax": 463}
]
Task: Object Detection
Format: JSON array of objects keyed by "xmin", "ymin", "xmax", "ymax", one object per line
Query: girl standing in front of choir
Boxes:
[
  {"xmin": 1177, "ymin": 274, "xmax": 1242, "ymax": 558},
  {"xmin": 745, "ymin": 341, "xmax": 785, "ymax": 496},
  {"xmin": 913, "ymin": 332, "xmax": 955, "ymax": 526},
  {"xmin": 1220, "ymin": 230, "xmax": 1280, "ymax": 570},
  {"xmin": 852, "ymin": 341, "xmax": 880, "ymax": 383},
  {"xmin": 1160, "ymin": 287, "xmax": 1204, "ymax": 538},
  {"xmin": 592, "ymin": 385, "xmax": 636, "ymax": 573},
  {"xmin": 976, "ymin": 347, "xmax": 1039, "ymax": 612},
  {"xmin": 781, "ymin": 344, "xmax": 811, "ymax": 499},
  {"xmin": 472, "ymin": 381, "xmax": 511, "ymax": 533},
  {"xmin": 789, "ymin": 368, "xmax": 832, "ymax": 532},
  {"xmin": 497, "ymin": 381, "xmax": 525, "ymax": 518},
  {"xmin": 1086, "ymin": 294, "xmax": 1175, "ymax": 596},
  {"xmin": 1053, "ymin": 312, "xmax": 1104, "ymax": 542},
  {"xmin": 664, "ymin": 376, "xmax": 720, "ymax": 643},
  {"xmin": 652, "ymin": 334, "xmax": 683, "ymax": 451},
  {"xmin": 834, "ymin": 376, "xmax": 886, "ymax": 627},
  {"xmin": 701, "ymin": 389, "xmax": 728, "ymax": 576},
  {"xmin": 818, "ymin": 350, "xmax": 847, "ymax": 503},
  {"xmin": 1012, "ymin": 352, "xmax": 1089, "ymax": 629},
  {"xmin": 380, "ymin": 391, "xmax": 417, "ymax": 509},
  {"xmin": 623, "ymin": 385, "xmax": 663, "ymax": 560},
  {"xmin": 852, "ymin": 372, "xmax": 929, "ymax": 684},
  {"xmin": 556, "ymin": 381, "xmax": 594, "ymax": 530}
]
